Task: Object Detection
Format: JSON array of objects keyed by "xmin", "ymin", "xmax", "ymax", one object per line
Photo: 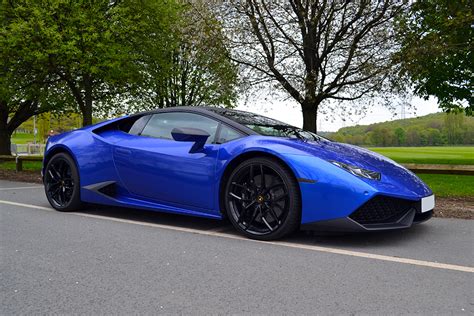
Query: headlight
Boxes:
[{"xmin": 329, "ymin": 160, "xmax": 381, "ymax": 181}]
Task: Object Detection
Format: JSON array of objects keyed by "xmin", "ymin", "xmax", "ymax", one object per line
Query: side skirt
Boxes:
[{"xmin": 82, "ymin": 181, "xmax": 222, "ymax": 220}]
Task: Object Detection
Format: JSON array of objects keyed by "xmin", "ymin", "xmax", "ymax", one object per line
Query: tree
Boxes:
[
  {"xmin": 406, "ymin": 128, "xmax": 421, "ymax": 146},
  {"xmin": 370, "ymin": 126, "xmax": 394, "ymax": 146},
  {"xmin": 426, "ymin": 128, "xmax": 443, "ymax": 145},
  {"xmin": 394, "ymin": 127, "xmax": 406, "ymax": 146},
  {"xmin": 6, "ymin": 0, "xmax": 179, "ymax": 127},
  {"xmin": 0, "ymin": 73, "xmax": 63, "ymax": 155},
  {"xmin": 396, "ymin": 0, "xmax": 473, "ymax": 115},
  {"xmin": 0, "ymin": 78, "xmax": 47, "ymax": 155},
  {"xmin": 225, "ymin": 1, "xmax": 407, "ymax": 132},
  {"xmin": 444, "ymin": 111, "xmax": 464, "ymax": 144},
  {"xmin": 135, "ymin": 2, "xmax": 238, "ymax": 110},
  {"xmin": 0, "ymin": 2, "xmax": 69, "ymax": 155}
]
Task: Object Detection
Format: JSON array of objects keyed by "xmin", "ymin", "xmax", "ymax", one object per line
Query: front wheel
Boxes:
[
  {"xmin": 44, "ymin": 153, "xmax": 82, "ymax": 211},
  {"xmin": 224, "ymin": 157, "xmax": 301, "ymax": 240}
]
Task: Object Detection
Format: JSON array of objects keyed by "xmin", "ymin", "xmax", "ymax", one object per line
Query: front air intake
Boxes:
[{"xmin": 349, "ymin": 195, "xmax": 419, "ymax": 225}]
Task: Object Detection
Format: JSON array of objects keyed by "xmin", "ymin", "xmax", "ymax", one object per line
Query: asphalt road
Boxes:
[{"xmin": 1, "ymin": 179, "xmax": 473, "ymax": 315}]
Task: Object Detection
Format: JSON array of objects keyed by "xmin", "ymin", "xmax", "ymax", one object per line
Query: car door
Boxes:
[{"xmin": 113, "ymin": 112, "xmax": 220, "ymax": 213}]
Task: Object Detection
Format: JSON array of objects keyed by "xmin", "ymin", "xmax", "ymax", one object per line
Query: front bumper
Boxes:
[{"xmin": 301, "ymin": 195, "xmax": 434, "ymax": 232}]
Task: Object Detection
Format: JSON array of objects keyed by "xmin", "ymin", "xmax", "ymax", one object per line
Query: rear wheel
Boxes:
[
  {"xmin": 44, "ymin": 153, "xmax": 82, "ymax": 211},
  {"xmin": 224, "ymin": 157, "xmax": 301, "ymax": 240}
]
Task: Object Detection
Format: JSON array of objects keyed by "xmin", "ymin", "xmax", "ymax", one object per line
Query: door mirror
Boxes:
[{"xmin": 171, "ymin": 127, "xmax": 210, "ymax": 153}]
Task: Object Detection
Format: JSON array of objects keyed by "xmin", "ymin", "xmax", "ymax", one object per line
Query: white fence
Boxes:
[{"xmin": 11, "ymin": 143, "xmax": 46, "ymax": 156}]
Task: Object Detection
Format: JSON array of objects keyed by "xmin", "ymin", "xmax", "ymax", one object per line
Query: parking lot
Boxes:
[{"xmin": 1, "ymin": 179, "xmax": 473, "ymax": 314}]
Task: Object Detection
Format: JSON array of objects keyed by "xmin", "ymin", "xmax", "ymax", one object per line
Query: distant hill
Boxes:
[
  {"xmin": 327, "ymin": 112, "xmax": 474, "ymax": 146},
  {"xmin": 318, "ymin": 131, "xmax": 333, "ymax": 138}
]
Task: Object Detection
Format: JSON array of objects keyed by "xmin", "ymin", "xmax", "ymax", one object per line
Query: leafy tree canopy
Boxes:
[
  {"xmin": 396, "ymin": 0, "xmax": 473, "ymax": 115},
  {"xmin": 125, "ymin": 1, "xmax": 238, "ymax": 113},
  {"xmin": 0, "ymin": 0, "xmax": 74, "ymax": 154},
  {"xmin": 2, "ymin": 0, "xmax": 182, "ymax": 126},
  {"xmin": 1, "ymin": 0, "xmax": 238, "ymax": 155}
]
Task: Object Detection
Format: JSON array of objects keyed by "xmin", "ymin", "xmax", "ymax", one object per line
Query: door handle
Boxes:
[{"xmin": 115, "ymin": 148, "xmax": 132, "ymax": 155}]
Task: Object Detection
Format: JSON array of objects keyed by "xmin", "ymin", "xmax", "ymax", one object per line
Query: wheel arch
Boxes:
[
  {"xmin": 218, "ymin": 150, "xmax": 302, "ymax": 216},
  {"xmin": 43, "ymin": 145, "xmax": 79, "ymax": 179}
]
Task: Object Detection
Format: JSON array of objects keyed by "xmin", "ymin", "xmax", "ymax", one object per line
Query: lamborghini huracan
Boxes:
[{"xmin": 43, "ymin": 107, "xmax": 434, "ymax": 240}]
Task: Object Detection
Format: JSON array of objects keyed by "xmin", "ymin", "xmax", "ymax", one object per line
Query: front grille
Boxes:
[{"xmin": 350, "ymin": 196, "xmax": 418, "ymax": 224}]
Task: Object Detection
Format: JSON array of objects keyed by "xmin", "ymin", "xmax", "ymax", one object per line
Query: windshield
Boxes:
[{"xmin": 207, "ymin": 108, "xmax": 327, "ymax": 142}]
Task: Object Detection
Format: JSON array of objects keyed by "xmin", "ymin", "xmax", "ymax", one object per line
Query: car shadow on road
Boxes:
[
  {"xmin": 290, "ymin": 224, "xmax": 433, "ymax": 249},
  {"xmin": 78, "ymin": 205, "xmax": 433, "ymax": 248},
  {"xmin": 80, "ymin": 204, "xmax": 230, "ymax": 231}
]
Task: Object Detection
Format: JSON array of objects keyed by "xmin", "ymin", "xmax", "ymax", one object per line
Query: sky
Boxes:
[{"xmin": 236, "ymin": 96, "xmax": 441, "ymax": 132}]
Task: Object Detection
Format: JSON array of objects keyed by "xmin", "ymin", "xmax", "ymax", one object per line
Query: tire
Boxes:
[
  {"xmin": 224, "ymin": 157, "xmax": 301, "ymax": 240},
  {"xmin": 44, "ymin": 152, "xmax": 82, "ymax": 212}
]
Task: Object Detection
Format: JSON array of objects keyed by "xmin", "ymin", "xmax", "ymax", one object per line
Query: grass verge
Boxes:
[
  {"xmin": 11, "ymin": 133, "xmax": 38, "ymax": 144},
  {"xmin": 0, "ymin": 161, "xmax": 43, "ymax": 171},
  {"xmin": 418, "ymin": 174, "xmax": 474, "ymax": 198},
  {"xmin": 368, "ymin": 146, "xmax": 474, "ymax": 165}
]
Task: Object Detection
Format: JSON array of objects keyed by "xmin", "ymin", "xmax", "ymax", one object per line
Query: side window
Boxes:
[
  {"xmin": 140, "ymin": 112, "xmax": 219, "ymax": 143},
  {"xmin": 216, "ymin": 125, "xmax": 243, "ymax": 144},
  {"xmin": 128, "ymin": 115, "xmax": 151, "ymax": 135}
]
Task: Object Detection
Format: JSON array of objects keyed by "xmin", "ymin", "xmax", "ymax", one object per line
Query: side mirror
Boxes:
[{"xmin": 171, "ymin": 127, "xmax": 210, "ymax": 153}]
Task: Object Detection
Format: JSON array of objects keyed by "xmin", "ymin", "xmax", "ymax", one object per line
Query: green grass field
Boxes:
[
  {"xmin": 11, "ymin": 133, "xmax": 38, "ymax": 144},
  {"xmin": 369, "ymin": 146, "xmax": 474, "ymax": 165},
  {"xmin": 418, "ymin": 174, "xmax": 474, "ymax": 198},
  {"xmin": 0, "ymin": 161, "xmax": 43, "ymax": 171}
]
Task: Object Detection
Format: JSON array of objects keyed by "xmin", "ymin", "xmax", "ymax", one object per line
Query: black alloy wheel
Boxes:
[
  {"xmin": 44, "ymin": 153, "xmax": 82, "ymax": 211},
  {"xmin": 224, "ymin": 157, "xmax": 301, "ymax": 240}
]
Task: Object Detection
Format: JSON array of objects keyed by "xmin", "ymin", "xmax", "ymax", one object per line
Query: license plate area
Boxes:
[{"xmin": 421, "ymin": 195, "xmax": 435, "ymax": 213}]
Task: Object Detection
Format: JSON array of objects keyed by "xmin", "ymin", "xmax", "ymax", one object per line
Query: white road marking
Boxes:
[
  {"xmin": 0, "ymin": 186, "xmax": 43, "ymax": 191},
  {"xmin": 206, "ymin": 226, "xmax": 234, "ymax": 233},
  {"xmin": 0, "ymin": 199, "xmax": 473, "ymax": 274},
  {"xmin": 0, "ymin": 200, "xmax": 52, "ymax": 211}
]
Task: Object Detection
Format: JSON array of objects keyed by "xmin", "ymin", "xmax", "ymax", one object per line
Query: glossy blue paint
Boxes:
[
  {"xmin": 43, "ymin": 112, "xmax": 433, "ymax": 228},
  {"xmin": 113, "ymin": 133, "xmax": 219, "ymax": 212}
]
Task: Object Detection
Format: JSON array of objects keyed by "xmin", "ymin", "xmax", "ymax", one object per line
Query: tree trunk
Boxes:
[
  {"xmin": 302, "ymin": 103, "xmax": 318, "ymax": 133},
  {"xmin": 82, "ymin": 105, "xmax": 93, "ymax": 127},
  {"xmin": 0, "ymin": 99, "xmax": 43, "ymax": 155},
  {"xmin": 82, "ymin": 75, "xmax": 93, "ymax": 126},
  {"xmin": 0, "ymin": 127, "xmax": 12, "ymax": 155},
  {"xmin": 0, "ymin": 105, "xmax": 11, "ymax": 155}
]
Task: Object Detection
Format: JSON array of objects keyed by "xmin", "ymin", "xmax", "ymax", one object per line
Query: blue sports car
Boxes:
[{"xmin": 43, "ymin": 107, "xmax": 435, "ymax": 240}]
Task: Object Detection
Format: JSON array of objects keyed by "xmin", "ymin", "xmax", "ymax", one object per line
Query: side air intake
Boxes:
[
  {"xmin": 83, "ymin": 181, "xmax": 117, "ymax": 199},
  {"xmin": 97, "ymin": 182, "xmax": 117, "ymax": 197}
]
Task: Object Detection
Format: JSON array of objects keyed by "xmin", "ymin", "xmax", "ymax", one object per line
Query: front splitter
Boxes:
[{"xmin": 301, "ymin": 210, "xmax": 433, "ymax": 232}]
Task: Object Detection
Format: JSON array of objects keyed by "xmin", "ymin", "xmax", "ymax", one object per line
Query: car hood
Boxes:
[
  {"xmin": 293, "ymin": 140, "xmax": 398, "ymax": 169},
  {"xmin": 286, "ymin": 139, "xmax": 432, "ymax": 197}
]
